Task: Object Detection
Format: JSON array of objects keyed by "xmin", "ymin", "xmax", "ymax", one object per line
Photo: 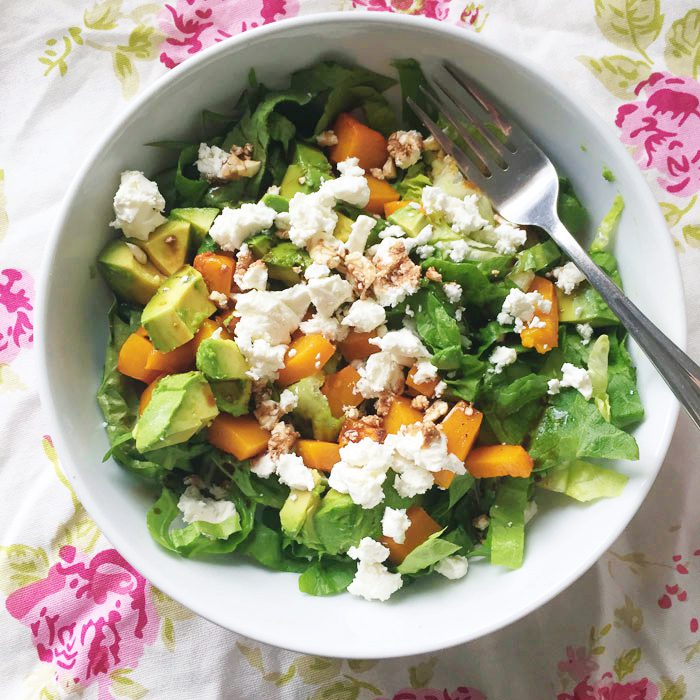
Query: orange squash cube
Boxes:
[
  {"xmin": 208, "ymin": 414, "xmax": 270, "ymax": 461},
  {"xmin": 277, "ymin": 334, "xmax": 335, "ymax": 387},
  {"xmin": 329, "ymin": 112, "xmax": 388, "ymax": 171},
  {"xmin": 381, "ymin": 506, "xmax": 442, "ymax": 565},
  {"xmin": 338, "ymin": 331, "xmax": 380, "ymax": 362},
  {"xmin": 520, "ymin": 276, "xmax": 559, "ymax": 354},
  {"xmin": 383, "ymin": 395, "xmax": 423, "ymax": 435},
  {"xmin": 365, "ymin": 176, "xmax": 400, "ymax": 216},
  {"xmin": 466, "ymin": 445, "xmax": 534, "ymax": 479},
  {"xmin": 322, "ymin": 365, "xmax": 362, "ymax": 418},
  {"xmin": 297, "ymin": 440, "xmax": 341, "ymax": 473},
  {"xmin": 117, "ymin": 333, "xmax": 161, "ymax": 384}
]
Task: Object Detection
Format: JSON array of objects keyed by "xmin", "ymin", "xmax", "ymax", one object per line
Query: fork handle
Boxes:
[{"xmin": 549, "ymin": 218, "xmax": 700, "ymax": 430}]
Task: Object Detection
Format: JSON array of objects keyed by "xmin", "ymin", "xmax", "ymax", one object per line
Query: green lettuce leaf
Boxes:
[
  {"xmin": 410, "ymin": 288, "xmax": 461, "ymax": 352},
  {"xmin": 391, "ymin": 58, "xmax": 437, "ymax": 131},
  {"xmin": 396, "ymin": 531, "xmax": 461, "ymax": 574},
  {"xmin": 239, "ymin": 519, "xmax": 308, "ymax": 572},
  {"xmin": 395, "ymin": 164, "xmax": 432, "ymax": 201},
  {"xmin": 590, "ymin": 194, "xmax": 624, "ymax": 253},
  {"xmin": 489, "ymin": 477, "xmax": 530, "ymax": 569},
  {"xmin": 443, "ymin": 354, "xmax": 486, "ymax": 402},
  {"xmin": 587, "ymin": 334, "xmax": 611, "ymax": 421},
  {"xmin": 538, "ymin": 460, "xmax": 627, "ymax": 501},
  {"xmin": 298, "ymin": 558, "xmax": 357, "ymax": 596},
  {"xmin": 558, "ymin": 177, "xmax": 588, "ymax": 234},
  {"xmin": 529, "ymin": 390, "xmax": 639, "ymax": 470}
]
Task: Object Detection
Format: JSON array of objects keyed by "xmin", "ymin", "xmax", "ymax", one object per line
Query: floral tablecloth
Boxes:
[{"xmin": 2, "ymin": 1, "xmax": 699, "ymax": 698}]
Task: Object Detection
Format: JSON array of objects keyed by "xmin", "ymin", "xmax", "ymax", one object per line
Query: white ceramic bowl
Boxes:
[{"xmin": 38, "ymin": 13, "xmax": 684, "ymax": 658}]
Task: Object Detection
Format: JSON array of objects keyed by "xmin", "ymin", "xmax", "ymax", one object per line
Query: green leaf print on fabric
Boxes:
[
  {"xmin": 664, "ymin": 9, "xmax": 700, "ymax": 79},
  {"xmin": 683, "ymin": 224, "xmax": 700, "ymax": 248},
  {"xmin": 594, "ymin": 0, "xmax": 664, "ymax": 63},
  {"xmin": 109, "ymin": 668, "xmax": 149, "ymax": 700},
  {"xmin": 660, "ymin": 196, "xmax": 697, "ymax": 228},
  {"xmin": 577, "ymin": 54, "xmax": 653, "ymax": 99},
  {"xmin": 84, "ymin": 0, "xmax": 122, "ymax": 31},
  {"xmin": 613, "ymin": 647, "xmax": 642, "ymax": 681},
  {"xmin": 409, "ymin": 658, "xmax": 437, "ymax": 688},
  {"xmin": 659, "ymin": 675, "xmax": 687, "ymax": 700},
  {"xmin": 0, "ymin": 545, "xmax": 50, "ymax": 594},
  {"xmin": 614, "ymin": 595, "xmax": 644, "ymax": 631}
]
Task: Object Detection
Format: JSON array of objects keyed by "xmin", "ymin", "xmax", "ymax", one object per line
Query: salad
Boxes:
[{"xmin": 97, "ymin": 60, "xmax": 643, "ymax": 602}]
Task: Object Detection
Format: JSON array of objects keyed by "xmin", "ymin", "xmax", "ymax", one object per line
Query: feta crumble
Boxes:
[
  {"xmin": 347, "ymin": 537, "xmax": 403, "ymax": 602},
  {"xmin": 279, "ymin": 389, "xmax": 298, "ymax": 413},
  {"xmin": 304, "ymin": 262, "xmax": 330, "ymax": 280},
  {"xmin": 547, "ymin": 378, "xmax": 561, "ymax": 395},
  {"xmin": 497, "ymin": 288, "xmax": 547, "ymax": 331},
  {"xmin": 434, "ymin": 555, "xmax": 469, "ymax": 580},
  {"xmin": 552, "ymin": 262, "xmax": 586, "ymax": 294},
  {"xmin": 177, "ymin": 485, "xmax": 235, "ymax": 525},
  {"xmin": 422, "ymin": 186, "xmax": 487, "ymax": 234},
  {"xmin": 443, "ymin": 282, "xmax": 462, "ymax": 304},
  {"xmin": 560, "ymin": 362, "xmax": 593, "ymax": 400},
  {"xmin": 369, "ymin": 328, "xmax": 429, "ymax": 366},
  {"xmin": 355, "ymin": 351, "xmax": 404, "ymax": 399},
  {"xmin": 342, "ymin": 299, "xmax": 386, "ymax": 333},
  {"xmin": 492, "ymin": 221, "xmax": 527, "ymax": 255},
  {"xmin": 576, "ymin": 322, "xmax": 594, "ymax": 345},
  {"xmin": 381, "ymin": 507, "xmax": 411, "ymax": 544},
  {"xmin": 196, "ymin": 143, "xmax": 229, "ymax": 180},
  {"xmin": 307, "ymin": 275, "xmax": 353, "ymax": 317},
  {"xmin": 447, "ymin": 239, "xmax": 470, "ymax": 262},
  {"xmin": 413, "ymin": 360, "xmax": 438, "ymax": 384},
  {"xmin": 489, "ymin": 346, "xmax": 517, "ymax": 374},
  {"xmin": 345, "ymin": 215, "xmax": 376, "ymax": 254},
  {"xmin": 110, "ymin": 171, "xmax": 167, "ymax": 240},
  {"xmin": 209, "ymin": 202, "xmax": 277, "ymax": 252},
  {"xmin": 275, "ymin": 453, "xmax": 315, "ymax": 491}
]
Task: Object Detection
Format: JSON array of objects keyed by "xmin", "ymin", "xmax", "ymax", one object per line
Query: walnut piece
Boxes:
[
  {"xmin": 343, "ymin": 251, "xmax": 377, "ymax": 298},
  {"xmin": 387, "ymin": 130, "xmax": 423, "ymax": 169},
  {"xmin": 374, "ymin": 392, "xmax": 395, "ymax": 417},
  {"xmin": 411, "ymin": 394, "xmax": 430, "ymax": 411},
  {"xmin": 425, "ymin": 266, "xmax": 443, "ymax": 283},
  {"xmin": 338, "ymin": 416, "xmax": 386, "ymax": 447},
  {"xmin": 423, "ymin": 399, "xmax": 448, "ymax": 423},
  {"xmin": 309, "ymin": 237, "xmax": 345, "ymax": 269},
  {"xmin": 372, "ymin": 241, "xmax": 421, "ymax": 305},
  {"xmin": 254, "ymin": 398, "xmax": 283, "ymax": 432},
  {"xmin": 220, "ymin": 143, "xmax": 261, "ymax": 181},
  {"xmin": 266, "ymin": 421, "xmax": 299, "ymax": 461},
  {"xmin": 315, "ymin": 130, "xmax": 338, "ymax": 147}
]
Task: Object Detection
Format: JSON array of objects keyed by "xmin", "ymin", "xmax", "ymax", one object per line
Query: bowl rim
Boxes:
[{"xmin": 36, "ymin": 11, "xmax": 685, "ymax": 657}]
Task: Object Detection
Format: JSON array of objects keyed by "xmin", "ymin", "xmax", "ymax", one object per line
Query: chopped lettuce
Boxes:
[
  {"xmin": 587, "ymin": 334, "xmax": 611, "ymax": 421},
  {"xmin": 590, "ymin": 194, "xmax": 624, "ymax": 253},
  {"xmin": 538, "ymin": 460, "xmax": 627, "ymax": 501},
  {"xmin": 397, "ymin": 532, "xmax": 461, "ymax": 574},
  {"xmin": 298, "ymin": 558, "xmax": 357, "ymax": 595},
  {"xmin": 489, "ymin": 478, "xmax": 530, "ymax": 569}
]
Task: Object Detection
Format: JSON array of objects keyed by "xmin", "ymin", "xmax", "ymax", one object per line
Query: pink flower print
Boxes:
[
  {"xmin": 558, "ymin": 646, "xmax": 600, "ymax": 683},
  {"xmin": 6, "ymin": 546, "xmax": 158, "ymax": 700},
  {"xmin": 158, "ymin": 0, "xmax": 300, "ymax": 69},
  {"xmin": 616, "ymin": 72, "xmax": 700, "ymax": 197},
  {"xmin": 375, "ymin": 688, "xmax": 487, "ymax": 700},
  {"xmin": 557, "ymin": 672, "xmax": 659, "ymax": 700},
  {"xmin": 0, "ymin": 267, "xmax": 34, "ymax": 365},
  {"xmin": 351, "ymin": 0, "xmax": 451, "ymax": 21}
]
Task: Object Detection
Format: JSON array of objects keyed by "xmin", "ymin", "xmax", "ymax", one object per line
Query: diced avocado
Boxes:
[
  {"xmin": 333, "ymin": 213, "xmax": 354, "ymax": 243},
  {"xmin": 196, "ymin": 337, "xmax": 249, "ymax": 380},
  {"xmin": 388, "ymin": 205, "xmax": 429, "ymax": 237},
  {"xmin": 260, "ymin": 193, "xmax": 289, "ymax": 213},
  {"xmin": 133, "ymin": 371, "xmax": 218, "ymax": 453},
  {"xmin": 279, "ymin": 143, "xmax": 333, "ymax": 199},
  {"xmin": 263, "ymin": 242, "xmax": 311, "ymax": 284},
  {"xmin": 507, "ymin": 240, "xmax": 561, "ymax": 290},
  {"xmin": 289, "ymin": 374, "xmax": 343, "ymax": 442},
  {"xmin": 302, "ymin": 490, "xmax": 382, "ymax": 555},
  {"xmin": 558, "ymin": 285, "xmax": 620, "ymax": 326},
  {"xmin": 142, "ymin": 265, "xmax": 216, "ymax": 351},
  {"xmin": 281, "ymin": 490, "xmax": 321, "ymax": 537},
  {"xmin": 210, "ymin": 379, "xmax": 251, "ymax": 416},
  {"xmin": 246, "ymin": 232, "xmax": 276, "ymax": 258},
  {"xmin": 170, "ymin": 207, "xmax": 219, "ymax": 244},
  {"xmin": 97, "ymin": 239, "xmax": 165, "ymax": 305},
  {"xmin": 431, "ymin": 155, "xmax": 493, "ymax": 220},
  {"xmin": 131, "ymin": 219, "xmax": 190, "ymax": 276}
]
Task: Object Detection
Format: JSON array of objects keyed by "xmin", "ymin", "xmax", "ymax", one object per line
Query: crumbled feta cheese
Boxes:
[
  {"xmin": 279, "ymin": 389, "xmax": 298, "ymax": 413},
  {"xmin": 413, "ymin": 360, "xmax": 438, "ymax": 385},
  {"xmin": 345, "ymin": 215, "xmax": 376, "ymax": 255},
  {"xmin": 328, "ymin": 438, "xmax": 394, "ymax": 509},
  {"xmin": 177, "ymin": 485, "xmax": 235, "ymax": 525},
  {"xmin": 489, "ymin": 346, "xmax": 517, "ymax": 374},
  {"xmin": 552, "ymin": 262, "xmax": 586, "ymax": 294},
  {"xmin": 342, "ymin": 299, "xmax": 386, "ymax": 333},
  {"xmin": 209, "ymin": 202, "xmax": 277, "ymax": 252},
  {"xmin": 324, "ymin": 158, "xmax": 370, "ymax": 208},
  {"xmin": 447, "ymin": 239, "xmax": 470, "ymax": 262},
  {"xmin": 378, "ymin": 224, "xmax": 406, "ymax": 240},
  {"xmin": 497, "ymin": 288, "xmax": 546, "ymax": 329},
  {"xmin": 443, "ymin": 282, "xmax": 462, "ymax": 304},
  {"xmin": 434, "ymin": 555, "xmax": 469, "ymax": 580},
  {"xmin": 371, "ymin": 238, "xmax": 421, "ymax": 308},
  {"xmin": 250, "ymin": 453, "xmax": 277, "ymax": 478},
  {"xmin": 236, "ymin": 260, "xmax": 268, "ymax": 291},
  {"xmin": 124, "ymin": 242, "xmax": 148, "ymax": 265},
  {"xmin": 416, "ymin": 244, "xmax": 435, "ymax": 259},
  {"xmin": 299, "ymin": 313, "xmax": 349, "ymax": 341},
  {"xmin": 304, "ymin": 263, "xmax": 331, "ymax": 280},
  {"xmin": 347, "ymin": 538, "xmax": 403, "ymax": 602},
  {"xmin": 547, "ymin": 378, "xmax": 561, "ymax": 395},
  {"xmin": 196, "ymin": 143, "xmax": 229, "ymax": 180},
  {"xmin": 576, "ymin": 322, "xmax": 594, "ymax": 345},
  {"xmin": 274, "ymin": 211, "xmax": 291, "ymax": 231},
  {"xmin": 307, "ymin": 275, "xmax": 353, "ymax": 317},
  {"xmin": 287, "ymin": 189, "xmax": 338, "ymax": 248},
  {"xmin": 370, "ymin": 328, "xmax": 430, "ymax": 366},
  {"xmin": 492, "ymin": 221, "xmax": 527, "ymax": 255},
  {"xmin": 560, "ymin": 362, "xmax": 593, "ymax": 400},
  {"xmin": 110, "ymin": 171, "xmax": 167, "ymax": 240},
  {"xmin": 381, "ymin": 507, "xmax": 411, "ymax": 544},
  {"xmin": 355, "ymin": 352, "xmax": 404, "ymax": 399},
  {"xmin": 422, "ymin": 186, "xmax": 487, "ymax": 234},
  {"xmin": 434, "ymin": 380, "xmax": 446, "ymax": 397},
  {"xmin": 388, "ymin": 130, "xmax": 424, "ymax": 169},
  {"xmin": 275, "ymin": 453, "xmax": 315, "ymax": 491},
  {"xmin": 348, "ymin": 537, "xmax": 390, "ymax": 564},
  {"xmin": 315, "ymin": 129, "xmax": 338, "ymax": 147}
]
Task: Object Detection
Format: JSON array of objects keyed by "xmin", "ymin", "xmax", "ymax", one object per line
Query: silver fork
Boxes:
[{"xmin": 408, "ymin": 61, "xmax": 700, "ymax": 429}]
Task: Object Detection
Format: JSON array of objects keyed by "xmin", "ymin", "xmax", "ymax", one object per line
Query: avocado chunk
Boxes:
[
  {"xmin": 301, "ymin": 490, "xmax": 382, "ymax": 555},
  {"xmin": 170, "ymin": 207, "xmax": 220, "ymax": 244},
  {"xmin": 210, "ymin": 379, "xmax": 251, "ymax": 416},
  {"xmin": 288, "ymin": 374, "xmax": 343, "ymax": 442},
  {"xmin": 388, "ymin": 205, "xmax": 429, "ymax": 237},
  {"xmin": 279, "ymin": 143, "xmax": 333, "ymax": 199},
  {"xmin": 246, "ymin": 232, "xmax": 276, "ymax": 258},
  {"xmin": 133, "ymin": 371, "xmax": 218, "ymax": 453},
  {"xmin": 260, "ymin": 193, "xmax": 289, "ymax": 213},
  {"xmin": 131, "ymin": 219, "xmax": 190, "ymax": 276},
  {"xmin": 280, "ymin": 471, "xmax": 324, "ymax": 537},
  {"xmin": 97, "ymin": 239, "xmax": 165, "ymax": 305},
  {"xmin": 142, "ymin": 265, "xmax": 216, "ymax": 351},
  {"xmin": 263, "ymin": 242, "xmax": 311, "ymax": 284},
  {"xmin": 558, "ymin": 285, "xmax": 620, "ymax": 326},
  {"xmin": 333, "ymin": 213, "xmax": 354, "ymax": 243},
  {"xmin": 196, "ymin": 337, "xmax": 249, "ymax": 380}
]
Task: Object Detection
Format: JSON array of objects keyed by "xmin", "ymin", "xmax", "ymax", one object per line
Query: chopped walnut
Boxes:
[
  {"xmin": 387, "ymin": 130, "xmax": 423, "ymax": 169},
  {"xmin": 418, "ymin": 420, "xmax": 442, "ymax": 445},
  {"xmin": 374, "ymin": 392, "xmax": 395, "ymax": 417},
  {"xmin": 183, "ymin": 474, "xmax": 205, "ymax": 489},
  {"xmin": 315, "ymin": 130, "xmax": 338, "ymax": 147},
  {"xmin": 372, "ymin": 241, "xmax": 421, "ymax": 306},
  {"xmin": 423, "ymin": 399, "xmax": 448, "ymax": 423},
  {"xmin": 309, "ymin": 237, "xmax": 345, "ymax": 269},
  {"xmin": 254, "ymin": 398, "xmax": 283, "ymax": 432},
  {"xmin": 473, "ymin": 514, "xmax": 490, "ymax": 531},
  {"xmin": 411, "ymin": 395, "xmax": 430, "ymax": 411},
  {"xmin": 382, "ymin": 157, "xmax": 397, "ymax": 180},
  {"xmin": 338, "ymin": 416, "xmax": 386, "ymax": 446},
  {"xmin": 343, "ymin": 251, "xmax": 377, "ymax": 298},
  {"xmin": 266, "ymin": 421, "xmax": 299, "ymax": 461},
  {"xmin": 422, "ymin": 135, "xmax": 440, "ymax": 152},
  {"xmin": 425, "ymin": 266, "xmax": 443, "ymax": 283},
  {"xmin": 343, "ymin": 405, "xmax": 360, "ymax": 420},
  {"xmin": 220, "ymin": 143, "xmax": 261, "ymax": 181},
  {"xmin": 369, "ymin": 167, "xmax": 385, "ymax": 180}
]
